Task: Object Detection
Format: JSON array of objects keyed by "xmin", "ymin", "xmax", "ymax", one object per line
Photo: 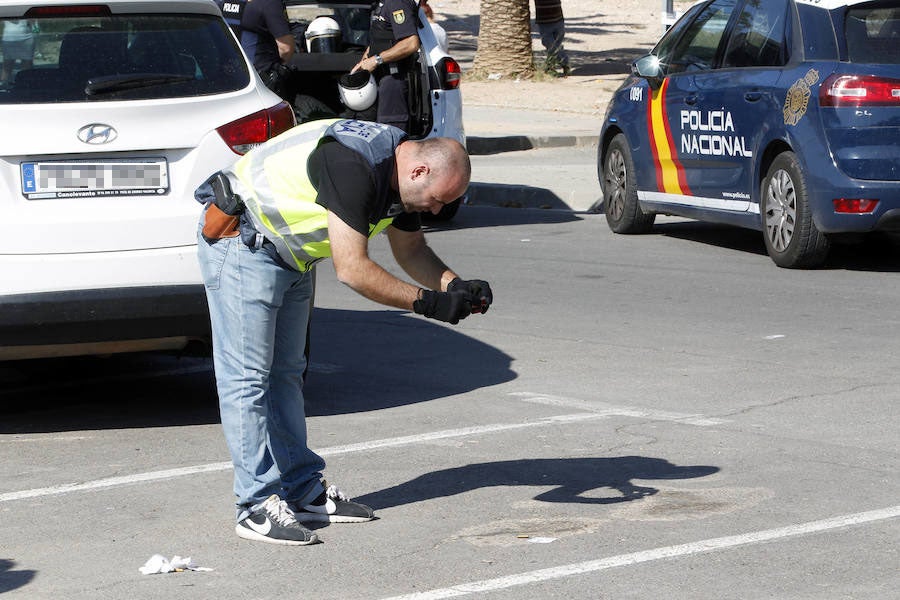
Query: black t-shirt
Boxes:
[
  {"xmin": 307, "ymin": 139, "xmax": 420, "ymax": 234},
  {"xmin": 241, "ymin": 0, "xmax": 292, "ymax": 71}
]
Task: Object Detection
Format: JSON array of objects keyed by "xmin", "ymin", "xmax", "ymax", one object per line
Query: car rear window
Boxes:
[
  {"xmin": 844, "ymin": 4, "xmax": 900, "ymax": 64},
  {"xmin": 797, "ymin": 3, "xmax": 838, "ymax": 61},
  {"xmin": 0, "ymin": 13, "xmax": 250, "ymax": 104}
]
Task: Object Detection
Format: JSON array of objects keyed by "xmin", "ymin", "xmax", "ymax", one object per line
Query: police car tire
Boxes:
[
  {"xmin": 603, "ymin": 134, "xmax": 655, "ymax": 234},
  {"xmin": 761, "ymin": 152, "xmax": 829, "ymax": 269}
]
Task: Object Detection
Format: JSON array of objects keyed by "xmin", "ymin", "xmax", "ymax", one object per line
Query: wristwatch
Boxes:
[{"xmin": 374, "ymin": 54, "xmax": 384, "ymax": 66}]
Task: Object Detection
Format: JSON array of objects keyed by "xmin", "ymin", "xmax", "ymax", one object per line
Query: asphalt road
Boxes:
[{"xmin": 1, "ymin": 198, "xmax": 899, "ymax": 599}]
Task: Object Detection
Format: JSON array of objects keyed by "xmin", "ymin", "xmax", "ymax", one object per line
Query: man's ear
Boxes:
[{"xmin": 410, "ymin": 164, "xmax": 429, "ymax": 180}]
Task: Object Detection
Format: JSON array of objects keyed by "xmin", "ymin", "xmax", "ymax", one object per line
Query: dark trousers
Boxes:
[{"xmin": 376, "ymin": 71, "xmax": 409, "ymax": 132}]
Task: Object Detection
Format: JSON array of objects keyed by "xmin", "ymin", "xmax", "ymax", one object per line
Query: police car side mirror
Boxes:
[{"xmin": 632, "ymin": 54, "xmax": 663, "ymax": 89}]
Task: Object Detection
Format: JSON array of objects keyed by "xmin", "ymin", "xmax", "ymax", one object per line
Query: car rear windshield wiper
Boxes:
[{"xmin": 85, "ymin": 73, "xmax": 195, "ymax": 96}]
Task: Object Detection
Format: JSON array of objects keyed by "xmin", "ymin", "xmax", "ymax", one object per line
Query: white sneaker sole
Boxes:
[
  {"xmin": 294, "ymin": 511, "xmax": 375, "ymax": 524},
  {"xmin": 235, "ymin": 524, "xmax": 319, "ymax": 546}
]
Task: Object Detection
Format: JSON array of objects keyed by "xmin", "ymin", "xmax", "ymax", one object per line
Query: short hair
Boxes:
[{"xmin": 417, "ymin": 137, "xmax": 471, "ymax": 184}]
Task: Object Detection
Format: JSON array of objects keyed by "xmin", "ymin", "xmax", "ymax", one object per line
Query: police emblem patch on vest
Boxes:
[{"xmin": 392, "ymin": 9, "xmax": 405, "ymax": 24}]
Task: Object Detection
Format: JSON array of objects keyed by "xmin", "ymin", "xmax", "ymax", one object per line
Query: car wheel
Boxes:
[
  {"xmin": 424, "ymin": 197, "xmax": 461, "ymax": 222},
  {"xmin": 761, "ymin": 152, "xmax": 829, "ymax": 268},
  {"xmin": 603, "ymin": 133, "xmax": 655, "ymax": 233}
]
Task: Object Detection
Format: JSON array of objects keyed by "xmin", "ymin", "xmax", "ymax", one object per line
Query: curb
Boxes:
[
  {"xmin": 465, "ymin": 182, "xmax": 603, "ymax": 213},
  {"xmin": 464, "ymin": 133, "xmax": 602, "ymax": 212},
  {"xmin": 466, "ymin": 133, "xmax": 598, "ymax": 156}
]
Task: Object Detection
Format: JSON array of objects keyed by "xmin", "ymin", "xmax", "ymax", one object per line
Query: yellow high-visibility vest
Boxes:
[{"xmin": 226, "ymin": 119, "xmax": 406, "ymax": 272}]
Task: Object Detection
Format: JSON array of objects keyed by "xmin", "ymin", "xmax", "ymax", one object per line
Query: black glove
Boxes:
[
  {"xmin": 413, "ymin": 290, "xmax": 472, "ymax": 324},
  {"xmin": 447, "ymin": 278, "xmax": 493, "ymax": 314}
]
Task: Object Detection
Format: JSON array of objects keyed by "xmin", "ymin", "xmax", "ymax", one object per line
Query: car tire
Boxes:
[
  {"xmin": 603, "ymin": 133, "xmax": 655, "ymax": 234},
  {"xmin": 423, "ymin": 197, "xmax": 461, "ymax": 222},
  {"xmin": 761, "ymin": 152, "xmax": 829, "ymax": 268}
]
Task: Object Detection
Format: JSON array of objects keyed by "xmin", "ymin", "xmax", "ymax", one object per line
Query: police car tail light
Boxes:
[
  {"xmin": 216, "ymin": 101, "xmax": 295, "ymax": 155},
  {"xmin": 820, "ymin": 74, "xmax": 900, "ymax": 107},
  {"xmin": 438, "ymin": 58, "xmax": 462, "ymax": 90},
  {"xmin": 833, "ymin": 198, "xmax": 878, "ymax": 214}
]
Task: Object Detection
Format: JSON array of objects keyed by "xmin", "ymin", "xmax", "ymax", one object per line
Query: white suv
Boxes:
[{"xmin": 0, "ymin": 0, "xmax": 295, "ymax": 360}]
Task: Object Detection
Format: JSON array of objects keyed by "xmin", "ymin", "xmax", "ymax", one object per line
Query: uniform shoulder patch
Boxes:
[{"xmin": 392, "ymin": 9, "xmax": 405, "ymax": 24}]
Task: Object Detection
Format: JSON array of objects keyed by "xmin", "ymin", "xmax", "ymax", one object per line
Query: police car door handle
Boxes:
[
  {"xmin": 684, "ymin": 94, "xmax": 698, "ymax": 105},
  {"xmin": 744, "ymin": 91, "xmax": 762, "ymax": 102}
]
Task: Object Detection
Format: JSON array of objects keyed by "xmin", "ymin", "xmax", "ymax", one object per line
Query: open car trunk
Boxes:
[{"xmin": 283, "ymin": 4, "xmax": 433, "ymax": 138}]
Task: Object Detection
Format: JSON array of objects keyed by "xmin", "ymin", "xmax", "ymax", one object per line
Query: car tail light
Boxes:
[
  {"xmin": 216, "ymin": 101, "xmax": 295, "ymax": 154},
  {"xmin": 437, "ymin": 57, "xmax": 461, "ymax": 90},
  {"xmin": 833, "ymin": 198, "xmax": 878, "ymax": 213},
  {"xmin": 26, "ymin": 5, "xmax": 111, "ymax": 16},
  {"xmin": 820, "ymin": 74, "xmax": 900, "ymax": 107}
]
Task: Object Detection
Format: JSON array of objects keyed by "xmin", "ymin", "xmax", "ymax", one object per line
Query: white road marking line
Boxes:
[
  {"xmin": 0, "ymin": 413, "xmax": 604, "ymax": 503},
  {"xmin": 378, "ymin": 505, "xmax": 900, "ymax": 600},
  {"xmin": 0, "ymin": 462, "xmax": 233, "ymax": 503},
  {"xmin": 510, "ymin": 392, "xmax": 728, "ymax": 426}
]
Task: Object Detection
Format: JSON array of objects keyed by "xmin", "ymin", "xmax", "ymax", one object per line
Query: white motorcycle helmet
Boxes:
[
  {"xmin": 338, "ymin": 71, "xmax": 377, "ymax": 111},
  {"xmin": 305, "ymin": 16, "xmax": 341, "ymax": 53}
]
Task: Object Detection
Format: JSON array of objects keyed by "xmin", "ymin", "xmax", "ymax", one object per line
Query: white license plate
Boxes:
[{"xmin": 21, "ymin": 159, "xmax": 169, "ymax": 199}]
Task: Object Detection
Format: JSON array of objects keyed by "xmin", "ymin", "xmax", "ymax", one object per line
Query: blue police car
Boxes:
[{"xmin": 597, "ymin": 0, "xmax": 900, "ymax": 268}]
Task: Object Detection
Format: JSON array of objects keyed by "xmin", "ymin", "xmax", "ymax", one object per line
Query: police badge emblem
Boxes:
[
  {"xmin": 783, "ymin": 68, "xmax": 819, "ymax": 126},
  {"xmin": 392, "ymin": 9, "xmax": 405, "ymax": 24}
]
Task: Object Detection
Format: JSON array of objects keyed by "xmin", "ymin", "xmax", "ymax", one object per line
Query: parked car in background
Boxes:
[
  {"xmin": 0, "ymin": 0, "xmax": 295, "ymax": 360},
  {"xmin": 597, "ymin": 0, "xmax": 900, "ymax": 268},
  {"xmin": 282, "ymin": 0, "xmax": 465, "ymax": 220}
]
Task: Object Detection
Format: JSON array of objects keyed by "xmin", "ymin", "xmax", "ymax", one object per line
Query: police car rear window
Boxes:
[
  {"xmin": 845, "ymin": 5, "xmax": 900, "ymax": 64},
  {"xmin": 0, "ymin": 14, "xmax": 250, "ymax": 104},
  {"xmin": 797, "ymin": 4, "xmax": 839, "ymax": 61}
]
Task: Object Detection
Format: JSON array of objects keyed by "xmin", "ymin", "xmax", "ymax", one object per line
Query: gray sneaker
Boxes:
[
  {"xmin": 292, "ymin": 482, "xmax": 375, "ymax": 523},
  {"xmin": 235, "ymin": 494, "xmax": 319, "ymax": 545}
]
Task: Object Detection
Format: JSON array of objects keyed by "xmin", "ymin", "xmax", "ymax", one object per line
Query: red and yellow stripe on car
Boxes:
[{"xmin": 646, "ymin": 78, "xmax": 691, "ymax": 196}]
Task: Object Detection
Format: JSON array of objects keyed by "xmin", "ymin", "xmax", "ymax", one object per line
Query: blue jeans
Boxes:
[{"xmin": 197, "ymin": 228, "xmax": 325, "ymax": 521}]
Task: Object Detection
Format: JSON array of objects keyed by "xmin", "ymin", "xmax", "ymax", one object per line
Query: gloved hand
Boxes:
[
  {"xmin": 413, "ymin": 290, "xmax": 472, "ymax": 325},
  {"xmin": 447, "ymin": 278, "xmax": 493, "ymax": 314}
]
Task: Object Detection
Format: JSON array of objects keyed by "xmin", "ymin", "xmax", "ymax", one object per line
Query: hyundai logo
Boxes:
[{"xmin": 77, "ymin": 123, "xmax": 118, "ymax": 145}]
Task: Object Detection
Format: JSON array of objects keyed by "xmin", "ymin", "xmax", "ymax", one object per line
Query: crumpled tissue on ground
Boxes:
[{"xmin": 139, "ymin": 554, "xmax": 213, "ymax": 575}]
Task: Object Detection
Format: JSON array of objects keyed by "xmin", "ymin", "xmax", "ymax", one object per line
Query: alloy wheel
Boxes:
[
  {"xmin": 605, "ymin": 148, "xmax": 627, "ymax": 222},
  {"xmin": 765, "ymin": 169, "xmax": 797, "ymax": 252}
]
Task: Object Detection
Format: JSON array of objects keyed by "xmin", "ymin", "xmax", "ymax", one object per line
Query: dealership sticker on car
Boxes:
[{"xmin": 20, "ymin": 158, "xmax": 169, "ymax": 199}]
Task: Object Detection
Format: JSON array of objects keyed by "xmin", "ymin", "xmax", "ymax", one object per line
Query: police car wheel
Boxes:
[
  {"xmin": 760, "ymin": 151, "xmax": 829, "ymax": 269},
  {"xmin": 603, "ymin": 133, "xmax": 654, "ymax": 234}
]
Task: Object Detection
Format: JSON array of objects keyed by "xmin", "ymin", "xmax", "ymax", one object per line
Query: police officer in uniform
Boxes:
[
  {"xmin": 195, "ymin": 119, "xmax": 493, "ymax": 546},
  {"xmin": 351, "ymin": 0, "xmax": 420, "ymax": 131},
  {"xmin": 217, "ymin": 0, "xmax": 296, "ymax": 99}
]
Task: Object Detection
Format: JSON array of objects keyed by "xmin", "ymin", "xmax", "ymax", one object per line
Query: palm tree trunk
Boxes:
[{"xmin": 472, "ymin": 0, "xmax": 534, "ymax": 78}]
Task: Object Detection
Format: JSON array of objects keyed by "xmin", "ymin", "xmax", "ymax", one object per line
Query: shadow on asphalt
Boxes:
[
  {"xmin": 655, "ymin": 222, "xmax": 900, "ymax": 271},
  {"xmin": 423, "ymin": 204, "xmax": 583, "ymax": 231},
  {"xmin": 655, "ymin": 221, "xmax": 769, "ymax": 258},
  {"xmin": 0, "ymin": 559, "xmax": 36, "ymax": 595},
  {"xmin": 354, "ymin": 456, "xmax": 719, "ymax": 510},
  {"xmin": 0, "ymin": 308, "xmax": 514, "ymax": 431},
  {"xmin": 465, "ymin": 185, "xmax": 589, "ymax": 212},
  {"xmin": 0, "ymin": 353, "xmax": 219, "ymax": 432},
  {"xmin": 304, "ymin": 308, "xmax": 514, "ymax": 416}
]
